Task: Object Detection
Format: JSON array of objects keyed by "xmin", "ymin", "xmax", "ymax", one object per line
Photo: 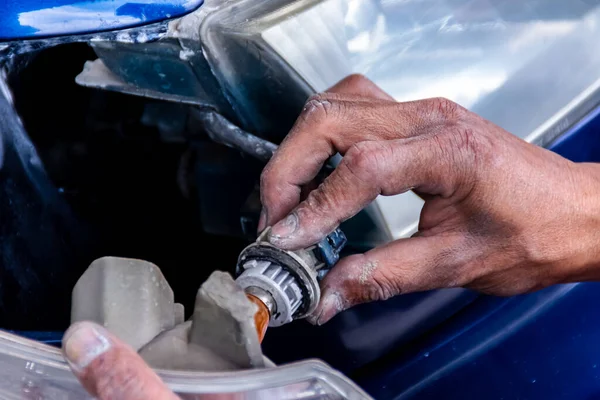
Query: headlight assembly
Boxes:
[{"xmin": 198, "ymin": 0, "xmax": 600, "ymax": 243}]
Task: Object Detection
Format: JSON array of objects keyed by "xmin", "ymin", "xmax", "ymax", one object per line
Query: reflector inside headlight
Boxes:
[{"xmin": 200, "ymin": 0, "xmax": 600, "ymax": 242}]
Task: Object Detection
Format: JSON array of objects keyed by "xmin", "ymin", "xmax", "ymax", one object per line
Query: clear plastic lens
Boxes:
[
  {"xmin": 239, "ymin": 0, "xmax": 600, "ymax": 143},
  {"xmin": 200, "ymin": 0, "xmax": 600, "ymax": 242},
  {"xmin": 0, "ymin": 332, "xmax": 370, "ymax": 399}
]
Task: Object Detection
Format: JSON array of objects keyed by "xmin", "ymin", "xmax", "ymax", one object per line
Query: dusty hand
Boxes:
[
  {"xmin": 63, "ymin": 321, "xmax": 177, "ymax": 400},
  {"xmin": 259, "ymin": 75, "xmax": 600, "ymax": 325}
]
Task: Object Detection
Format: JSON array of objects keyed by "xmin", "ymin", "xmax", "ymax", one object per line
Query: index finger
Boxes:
[
  {"xmin": 260, "ymin": 95, "xmax": 463, "ymax": 231},
  {"xmin": 260, "ymin": 75, "xmax": 395, "ymax": 228}
]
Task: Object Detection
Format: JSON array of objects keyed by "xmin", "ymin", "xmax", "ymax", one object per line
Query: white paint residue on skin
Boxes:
[
  {"xmin": 359, "ymin": 261, "xmax": 378, "ymax": 284},
  {"xmin": 332, "ymin": 292, "xmax": 345, "ymax": 313}
]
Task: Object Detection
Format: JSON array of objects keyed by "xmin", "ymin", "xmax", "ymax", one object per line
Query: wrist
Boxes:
[{"xmin": 556, "ymin": 162, "xmax": 600, "ymax": 283}]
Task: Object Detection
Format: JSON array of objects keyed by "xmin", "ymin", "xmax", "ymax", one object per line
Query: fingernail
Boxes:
[
  {"xmin": 269, "ymin": 213, "xmax": 298, "ymax": 240},
  {"xmin": 63, "ymin": 322, "xmax": 111, "ymax": 371},
  {"xmin": 257, "ymin": 208, "xmax": 267, "ymax": 233},
  {"xmin": 310, "ymin": 292, "xmax": 345, "ymax": 326}
]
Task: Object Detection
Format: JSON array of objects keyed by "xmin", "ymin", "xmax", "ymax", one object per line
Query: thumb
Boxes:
[
  {"xmin": 307, "ymin": 235, "xmax": 462, "ymax": 325},
  {"xmin": 63, "ymin": 321, "xmax": 178, "ymax": 400}
]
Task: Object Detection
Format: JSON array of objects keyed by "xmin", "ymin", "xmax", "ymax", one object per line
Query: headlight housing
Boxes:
[{"xmin": 198, "ymin": 0, "xmax": 600, "ymax": 243}]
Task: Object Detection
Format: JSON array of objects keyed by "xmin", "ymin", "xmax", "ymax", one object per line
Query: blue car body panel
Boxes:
[{"xmin": 0, "ymin": 0, "xmax": 203, "ymax": 40}]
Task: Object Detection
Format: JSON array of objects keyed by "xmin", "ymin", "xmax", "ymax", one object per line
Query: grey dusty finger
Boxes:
[
  {"xmin": 260, "ymin": 95, "xmax": 450, "ymax": 229},
  {"xmin": 268, "ymin": 133, "xmax": 473, "ymax": 250}
]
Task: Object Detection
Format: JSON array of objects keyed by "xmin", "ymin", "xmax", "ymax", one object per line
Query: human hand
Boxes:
[
  {"xmin": 259, "ymin": 75, "xmax": 600, "ymax": 325},
  {"xmin": 63, "ymin": 321, "xmax": 177, "ymax": 400}
]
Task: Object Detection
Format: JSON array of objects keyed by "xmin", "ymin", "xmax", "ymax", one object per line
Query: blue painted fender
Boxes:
[{"xmin": 0, "ymin": 0, "xmax": 203, "ymax": 40}]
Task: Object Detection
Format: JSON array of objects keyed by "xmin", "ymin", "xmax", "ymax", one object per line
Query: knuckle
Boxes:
[
  {"xmin": 342, "ymin": 73, "xmax": 370, "ymax": 86},
  {"xmin": 303, "ymin": 184, "xmax": 338, "ymax": 218},
  {"xmin": 331, "ymin": 74, "xmax": 393, "ymax": 101},
  {"xmin": 300, "ymin": 93, "xmax": 338, "ymax": 123},
  {"xmin": 343, "ymin": 142, "xmax": 382, "ymax": 183},
  {"xmin": 423, "ymin": 97, "xmax": 466, "ymax": 121},
  {"xmin": 450, "ymin": 123, "xmax": 494, "ymax": 167},
  {"xmin": 368, "ymin": 276, "xmax": 396, "ymax": 301},
  {"xmin": 339, "ymin": 73, "xmax": 374, "ymax": 92},
  {"xmin": 369, "ymin": 272, "xmax": 399, "ymax": 301},
  {"xmin": 448, "ymin": 125, "xmax": 480, "ymax": 156},
  {"xmin": 423, "ymin": 129, "xmax": 476, "ymax": 196},
  {"xmin": 434, "ymin": 125, "xmax": 487, "ymax": 182},
  {"xmin": 345, "ymin": 254, "xmax": 396, "ymax": 302}
]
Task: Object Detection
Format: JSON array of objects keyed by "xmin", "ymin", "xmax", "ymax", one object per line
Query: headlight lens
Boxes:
[
  {"xmin": 0, "ymin": 331, "xmax": 370, "ymax": 399},
  {"xmin": 200, "ymin": 0, "xmax": 600, "ymax": 242}
]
